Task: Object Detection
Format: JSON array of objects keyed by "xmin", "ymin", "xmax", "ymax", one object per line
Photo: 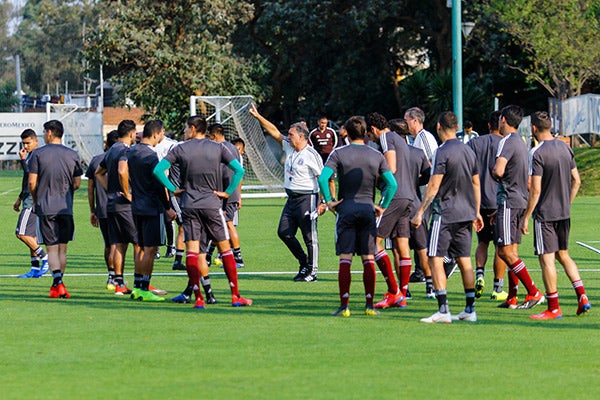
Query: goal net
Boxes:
[
  {"xmin": 46, "ymin": 103, "xmax": 104, "ymax": 168},
  {"xmin": 190, "ymin": 96, "xmax": 285, "ymax": 198}
]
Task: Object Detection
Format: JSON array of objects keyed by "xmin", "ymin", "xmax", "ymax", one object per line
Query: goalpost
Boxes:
[
  {"xmin": 46, "ymin": 103, "xmax": 104, "ymax": 168},
  {"xmin": 190, "ymin": 96, "xmax": 286, "ymax": 198}
]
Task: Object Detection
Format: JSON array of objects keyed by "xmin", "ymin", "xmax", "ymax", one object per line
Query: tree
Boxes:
[
  {"xmin": 85, "ymin": 0, "xmax": 266, "ymax": 130},
  {"xmin": 12, "ymin": 0, "xmax": 96, "ymax": 94},
  {"xmin": 484, "ymin": 0, "xmax": 600, "ymax": 99}
]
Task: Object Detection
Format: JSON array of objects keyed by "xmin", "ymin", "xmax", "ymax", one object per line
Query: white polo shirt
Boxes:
[{"xmin": 283, "ymin": 139, "xmax": 323, "ymax": 193}]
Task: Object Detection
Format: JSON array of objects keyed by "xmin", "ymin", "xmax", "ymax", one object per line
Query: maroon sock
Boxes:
[
  {"xmin": 363, "ymin": 259, "xmax": 376, "ymax": 307},
  {"xmin": 572, "ymin": 280, "xmax": 586, "ymax": 300},
  {"xmin": 221, "ymin": 249, "xmax": 240, "ymax": 297},
  {"xmin": 399, "ymin": 258, "xmax": 412, "ymax": 297},
  {"xmin": 507, "ymin": 269, "xmax": 519, "ymax": 299},
  {"xmin": 185, "ymin": 252, "xmax": 202, "ymax": 300},
  {"xmin": 546, "ymin": 291, "xmax": 559, "ymax": 311},
  {"xmin": 375, "ymin": 250, "xmax": 399, "ymax": 294},
  {"xmin": 339, "ymin": 259, "xmax": 352, "ymax": 307},
  {"xmin": 511, "ymin": 259, "xmax": 538, "ymax": 296}
]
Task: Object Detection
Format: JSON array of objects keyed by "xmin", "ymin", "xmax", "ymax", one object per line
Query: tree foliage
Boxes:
[
  {"xmin": 484, "ymin": 0, "xmax": 600, "ymax": 99},
  {"xmin": 84, "ymin": 0, "xmax": 266, "ymax": 130}
]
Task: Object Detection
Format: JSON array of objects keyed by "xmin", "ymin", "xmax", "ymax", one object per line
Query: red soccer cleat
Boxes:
[
  {"xmin": 232, "ymin": 295, "xmax": 252, "ymax": 307},
  {"xmin": 498, "ymin": 297, "xmax": 518, "ymax": 309},
  {"xmin": 530, "ymin": 309, "xmax": 563, "ymax": 320},
  {"xmin": 56, "ymin": 283, "xmax": 70, "ymax": 299},
  {"xmin": 49, "ymin": 285, "xmax": 60, "ymax": 298},
  {"xmin": 114, "ymin": 284, "xmax": 132, "ymax": 296},
  {"xmin": 149, "ymin": 285, "xmax": 168, "ymax": 296},
  {"xmin": 193, "ymin": 298, "xmax": 205, "ymax": 309},
  {"xmin": 577, "ymin": 294, "xmax": 592, "ymax": 316},
  {"xmin": 374, "ymin": 291, "xmax": 404, "ymax": 309}
]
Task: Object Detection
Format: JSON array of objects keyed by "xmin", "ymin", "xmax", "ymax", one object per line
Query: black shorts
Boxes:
[
  {"xmin": 494, "ymin": 205, "xmax": 524, "ymax": 247},
  {"xmin": 428, "ymin": 216, "xmax": 473, "ymax": 258},
  {"xmin": 38, "ymin": 214, "xmax": 74, "ymax": 246},
  {"xmin": 99, "ymin": 217, "xmax": 110, "ymax": 248},
  {"xmin": 409, "ymin": 222, "xmax": 428, "ymax": 251},
  {"xmin": 182, "ymin": 208, "xmax": 229, "ymax": 251},
  {"xmin": 107, "ymin": 210, "xmax": 138, "ymax": 245},
  {"xmin": 476, "ymin": 208, "xmax": 496, "ymax": 243},
  {"xmin": 533, "ymin": 218, "xmax": 570, "ymax": 255},
  {"xmin": 377, "ymin": 198, "xmax": 412, "ymax": 239},
  {"xmin": 222, "ymin": 201, "xmax": 239, "ymax": 225},
  {"xmin": 16, "ymin": 207, "xmax": 37, "ymax": 237},
  {"xmin": 133, "ymin": 214, "xmax": 165, "ymax": 248},
  {"xmin": 336, "ymin": 204, "xmax": 377, "ymax": 256}
]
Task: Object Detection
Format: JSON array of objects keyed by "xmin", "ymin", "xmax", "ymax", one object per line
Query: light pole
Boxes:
[{"xmin": 451, "ymin": 0, "xmax": 463, "ymax": 128}]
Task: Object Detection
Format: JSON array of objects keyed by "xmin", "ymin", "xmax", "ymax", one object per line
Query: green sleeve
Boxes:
[
  {"xmin": 379, "ymin": 170, "xmax": 398, "ymax": 209},
  {"xmin": 225, "ymin": 159, "xmax": 245, "ymax": 195},
  {"xmin": 153, "ymin": 158, "xmax": 177, "ymax": 193},
  {"xmin": 318, "ymin": 166, "xmax": 335, "ymax": 202}
]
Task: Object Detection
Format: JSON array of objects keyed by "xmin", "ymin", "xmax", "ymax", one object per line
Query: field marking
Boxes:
[
  {"xmin": 577, "ymin": 241, "xmax": 600, "ymax": 255},
  {"xmin": 3, "ymin": 269, "xmax": 600, "ymax": 279},
  {"xmin": 0, "ymin": 188, "xmax": 19, "ymax": 196}
]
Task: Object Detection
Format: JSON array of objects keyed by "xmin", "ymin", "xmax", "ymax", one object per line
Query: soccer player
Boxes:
[
  {"xmin": 364, "ymin": 112, "xmax": 408, "ymax": 309},
  {"xmin": 249, "ymin": 104, "xmax": 326, "ymax": 282},
  {"xmin": 154, "ymin": 115, "xmax": 252, "ymax": 309},
  {"xmin": 412, "ymin": 111, "xmax": 483, "ymax": 323},
  {"xmin": 522, "ymin": 111, "xmax": 591, "ymax": 319},
  {"xmin": 389, "ymin": 118, "xmax": 434, "ymax": 298},
  {"xmin": 205, "ymin": 123, "xmax": 246, "ymax": 269},
  {"xmin": 493, "ymin": 105, "xmax": 544, "ymax": 310},
  {"xmin": 125, "ymin": 120, "xmax": 175, "ymax": 301},
  {"xmin": 467, "ymin": 111, "xmax": 508, "ymax": 301},
  {"xmin": 95, "ymin": 120, "xmax": 138, "ymax": 295},
  {"xmin": 14, "ymin": 129, "xmax": 49, "ymax": 278},
  {"xmin": 28, "ymin": 120, "xmax": 83, "ymax": 298},
  {"xmin": 86, "ymin": 130, "xmax": 119, "ymax": 289},
  {"xmin": 318, "ymin": 116, "xmax": 398, "ymax": 317}
]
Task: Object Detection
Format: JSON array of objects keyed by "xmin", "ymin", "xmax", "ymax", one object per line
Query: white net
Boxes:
[
  {"xmin": 46, "ymin": 103, "xmax": 104, "ymax": 168},
  {"xmin": 191, "ymin": 96, "xmax": 285, "ymax": 197}
]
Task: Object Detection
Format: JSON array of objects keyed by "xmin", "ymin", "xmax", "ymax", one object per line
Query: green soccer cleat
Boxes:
[
  {"xmin": 475, "ymin": 276, "xmax": 485, "ymax": 299},
  {"xmin": 490, "ymin": 290, "xmax": 508, "ymax": 301},
  {"xmin": 136, "ymin": 289, "xmax": 165, "ymax": 302}
]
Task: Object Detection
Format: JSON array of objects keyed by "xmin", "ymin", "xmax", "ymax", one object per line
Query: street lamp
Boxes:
[{"xmin": 449, "ymin": 1, "xmax": 475, "ymax": 129}]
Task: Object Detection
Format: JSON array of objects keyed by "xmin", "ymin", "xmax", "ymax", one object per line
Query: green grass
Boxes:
[
  {"xmin": 574, "ymin": 147, "xmax": 600, "ymax": 196},
  {"xmin": 1, "ymin": 173, "xmax": 599, "ymax": 399}
]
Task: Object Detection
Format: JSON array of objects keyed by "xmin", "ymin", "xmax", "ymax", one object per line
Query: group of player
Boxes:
[
  {"xmin": 249, "ymin": 104, "xmax": 591, "ymax": 322},
  {"xmin": 13, "ymin": 103, "xmax": 592, "ymax": 321}
]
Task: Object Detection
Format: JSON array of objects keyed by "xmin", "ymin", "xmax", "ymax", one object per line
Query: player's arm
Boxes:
[
  {"xmin": 384, "ymin": 150, "xmax": 396, "ymax": 174},
  {"xmin": 153, "ymin": 158, "xmax": 178, "ymax": 193},
  {"xmin": 318, "ymin": 166, "xmax": 342, "ymax": 213},
  {"xmin": 117, "ymin": 159, "xmax": 131, "ymax": 202},
  {"xmin": 472, "ymin": 173, "xmax": 484, "ymax": 232},
  {"xmin": 248, "ymin": 104, "xmax": 283, "ymax": 145},
  {"xmin": 411, "ymin": 173, "xmax": 442, "ymax": 228},
  {"xmin": 522, "ymin": 175, "xmax": 541, "ymax": 235},
  {"xmin": 95, "ymin": 165, "xmax": 108, "ymax": 191},
  {"xmin": 28, "ymin": 172, "xmax": 38, "ymax": 202},
  {"xmin": 73, "ymin": 175, "xmax": 81, "ymax": 190},
  {"xmin": 223, "ymin": 158, "xmax": 245, "ymax": 196},
  {"xmin": 570, "ymin": 167, "xmax": 581, "ymax": 204},
  {"xmin": 88, "ymin": 177, "xmax": 98, "ymax": 227},
  {"xmin": 379, "ymin": 170, "xmax": 397, "ymax": 209},
  {"xmin": 492, "ymin": 156, "xmax": 507, "ymax": 180}
]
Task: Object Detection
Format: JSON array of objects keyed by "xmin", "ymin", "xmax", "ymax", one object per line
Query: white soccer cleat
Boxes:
[
  {"xmin": 420, "ymin": 311, "xmax": 452, "ymax": 324},
  {"xmin": 452, "ymin": 311, "xmax": 477, "ymax": 322}
]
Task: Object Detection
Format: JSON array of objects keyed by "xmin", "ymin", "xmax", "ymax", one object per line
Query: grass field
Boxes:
[{"xmin": 1, "ymin": 171, "xmax": 599, "ymax": 399}]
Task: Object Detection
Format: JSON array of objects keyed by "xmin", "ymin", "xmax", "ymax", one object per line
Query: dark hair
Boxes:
[
  {"xmin": 437, "ymin": 111, "xmax": 458, "ymax": 131},
  {"xmin": 530, "ymin": 111, "xmax": 552, "ymax": 131},
  {"xmin": 187, "ymin": 115, "xmax": 207, "ymax": 134},
  {"xmin": 500, "ymin": 105, "xmax": 524, "ymax": 129},
  {"xmin": 231, "ymin": 137, "xmax": 245, "ymax": 147},
  {"xmin": 405, "ymin": 107, "xmax": 425, "ymax": 124},
  {"xmin": 143, "ymin": 119, "xmax": 164, "ymax": 138},
  {"xmin": 20, "ymin": 128, "xmax": 37, "ymax": 140},
  {"xmin": 43, "ymin": 120, "xmax": 64, "ymax": 138},
  {"xmin": 106, "ymin": 130, "xmax": 119, "ymax": 149},
  {"xmin": 463, "ymin": 120, "xmax": 473, "ymax": 129},
  {"xmin": 344, "ymin": 116, "xmax": 366, "ymax": 141},
  {"xmin": 365, "ymin": 112, "xmax": 388, "ymax": 130},
  {"xmin": 208, "ymin": 123, "xmax": 224, "ymax": 137},
  {"xmin": 389, "ymin": 118, "xmax": 409, "ymax": 136},
  {"xmin": 117, "ymin": 119, "xmax": 136, "ymax": 138},
  {"xmin": 488, "ymin": 110, "xmax": 501, "ymax": 131}
]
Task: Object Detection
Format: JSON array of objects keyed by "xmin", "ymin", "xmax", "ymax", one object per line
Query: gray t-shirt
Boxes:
[
  {"xmin": 86, "ymin": 153, "xmax": 108, "ymax": 219},
  {"xmin": 380, "ymin": 130, "xmax": 413, "ymax": 200},
  {"xmin": 529, "ymin": 139, "xmax": 576, "ymax": 221},
  {"xmin": 468, "ymin": 133, "xmax": 502, "ymax": 209},
  {"xmin": 221, "ymin": 141, "xmax": 242, "ymax": 203},
  {"xmin": 430, "ymin": 139, "xmax": 478, "ymax": 223},
  {"xmin": 496, "ymin": 133, "xmax": 529, "ymax": 209},
  {"xmin": 407, "ymin": 144, "xmax": 431, "ymax": 212},
  {"xmin": 99, "ymin": 141, "xmax": 132, "ymax": 213},
  {"xmin": 29, "ymin": 144, "xmax": 83, "ymax": 216},
  {"xmin": 164, "ymin": 138, "xmax": 235, "ymax": 210},
  {"xmin": 19, "ymin": 153, "xmax": 33, "ymax": 209},
  {"xmin": 325, "ymin": 144, "xmax": 389, "ymax": 208},
  {"xmin": 127, "ymin": 143, "xmax": 166, "ymax": 216}
]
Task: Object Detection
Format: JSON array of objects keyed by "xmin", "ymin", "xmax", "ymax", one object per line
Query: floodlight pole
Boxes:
[{"xmin": 451, "ymin": 0, "xmax": 463, "ymax": 129}]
